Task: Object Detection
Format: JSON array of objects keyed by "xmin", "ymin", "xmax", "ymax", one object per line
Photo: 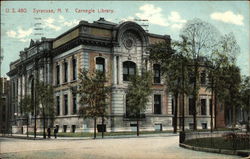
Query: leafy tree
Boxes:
[
  {"xmin": 35, "ymin": 80, "xmax": 55, "ymax": 139},
  {"xmin": 223, "ymin": 65, "xmax": 241, "ymax": 128},
  {"xmin": 207, "ymin": 33, "xmax": 241, "ymax": 129},
  {"xmin": 180, "ymin": 18, "xmax": 221, "ymax": 130},
  {"xmin": 78, "ymin": 69, "xmax": 111, "ymax": 139},
  {"xmin": 19, "ymin": 95, "xmax": 32, "ymax": 138},
  {"xmin": 126, "ymin": 70, "xmax": 152, "ymax": 136},
  {"xmin": 148, "ymin": 37, "xmax": 192, "ymax": 133},
  {"xmin": 240, "ymin": 76, "xmax": 250, "ymax": 131},
  {"xmin": 0, "ymin": 78, "xmax": 3, "ymax": 109}
]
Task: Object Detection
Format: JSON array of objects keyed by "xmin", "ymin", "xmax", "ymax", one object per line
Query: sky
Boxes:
[{"xmin": 1, "ymin": 1, "xmax": 249, "ymax": 77}]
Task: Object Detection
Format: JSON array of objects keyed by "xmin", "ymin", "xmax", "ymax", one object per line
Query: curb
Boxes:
[
  {"xmin": 1, "ymin": 133, "xmax": 179, "ymax": 141},
  {"xmin": 179, "ymin": 143, "xmax": 250, "ymax": 157}
]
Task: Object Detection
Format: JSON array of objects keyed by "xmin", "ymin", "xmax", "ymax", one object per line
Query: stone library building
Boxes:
[{"xmin": 7, "ymin": 18, "xmax": 216, "ymax": 133}]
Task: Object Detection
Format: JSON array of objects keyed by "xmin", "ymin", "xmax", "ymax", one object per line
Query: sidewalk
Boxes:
[{"xmin": 0, "ymin": 132, "xmax": 178, "ymax": 140}]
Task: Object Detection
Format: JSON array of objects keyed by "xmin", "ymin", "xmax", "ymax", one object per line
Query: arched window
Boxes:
[
  {"xmin": 153, "ymin": 64, "xmax": 161, "ymax": 83},
  {"xmin": 96, "ymin": 57, "xmax": 105, "ymax": 73},
  {"xmin": 123, "ymin": 61, "xmax": 136, "ymax": 81}
]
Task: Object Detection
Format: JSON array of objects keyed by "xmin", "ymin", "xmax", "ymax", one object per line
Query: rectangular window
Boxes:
[
  {"xmin": 72, "ymin": 94, "xmax": 77, "ymax": 114},
  {"xmin": 72, "ymin": 125, "xmax": 76, "ymax": 133},
  {"xmin": 153, "ymin": 64, "xmax": 161, "ymax": 83},
  {"xmin": 64, "ymin": 62, "xmax": 68, "ymax": 83},
  {"xmin": 96, "ymin": 57, "xmax": 105, "ymax": 73},
  {"xmin": 189, "ymin": 98, "xmax": 194, "ymax": 115},
  {"xmin": 201, "ymin": 99, "xmax": 206, "ymax": 115},
  {"xmin": 200, "ymin": 71, "xmax": 206, "ymax": 85},
  {"xmin": 63, "ymin": 125, "xmax": 67, "ymax": 133},
  {"xmin": 56, "ymin": 65, "xmax": 60, "ymax": 85},
  {"xmin": 64, "ymin": 94, "xmax": 68, "ymax": 115},
  {"xmin": 189, "ymin": 123, "xmax": 194, "ymax": 130},
  {"xmin": 154, "ymin": 95, "xmax": 161, "ymax": 114},
  {"xmin": 201, "ymin": 123, "xmax": 207, "ymax": 129},
  {"xmin": 72, "ymin": 58, "xmax": 77, "ymax": 81},
  {"xmin": 56, "ymin": 96, "xmax": 60, "ymax": 116},
  {"xmin": 189, "ymin": 73, "xmax": 195, "ymax": 84}
]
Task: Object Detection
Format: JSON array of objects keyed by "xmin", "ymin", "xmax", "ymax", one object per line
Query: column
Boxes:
[{"xmin": 207, "ymin": 97, "xmax": 210, "ymax": 116}]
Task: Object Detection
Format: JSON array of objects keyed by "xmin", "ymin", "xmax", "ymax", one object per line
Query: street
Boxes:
[{"xmin": 0, "ymin": 135, "xmax": 240, "ymax": 159}]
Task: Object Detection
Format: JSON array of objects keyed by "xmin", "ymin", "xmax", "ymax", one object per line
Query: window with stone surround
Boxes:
[
  {"xmin": 154, "ymin": 94, "xmax": 161, "ymax": 114},
  {"xmin": 64, "ymin": 94, "xmax": 68, "ymax": 115},
  {"xmin": 123, "ymin": 61, "xmax": 136, "ymax": 81},
  {"xmin": 96, "ymin": 57, "xmax": 105, "ymax": 73},
  {"xmin": 72, "ymin": 58, "xmax": 77, "ymax": 81},
  {"xmin": 64, "ymin": 61, "xmax": 68, "ymax": 83},
  {"xmin": 200, "ymin": 71, "xmax": 206, "ymax": 85},
  {"xmin": 56, "ymin": 65, "xmax": 60, "ymax": 85},
  {"xmin": 201, "ymin": 99, "xmax": 206, "ymax": 115},
  {"xmin": 72, "ymin": 93, "xmax": 77, "ymax": 114},
  {"xmin": 153, "ymin": 64, "xmax": 161, "ymax": 84},
  {"xmin": 56, "ymin": 96, "xmax": 60, "ymax": 116}
]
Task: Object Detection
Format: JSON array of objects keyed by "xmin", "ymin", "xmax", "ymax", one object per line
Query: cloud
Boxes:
[
  {"xmin": 134, "ymin": 4, "xmax": 186, "ymax": 30},
  {"xmin": 17, "ymin": 28, "xmax": 32, "ymax": 38},
  {"xmin": 120, "ymin": 16, "xmax": 135, "ymax": 22},
  {"xmin": 136, "ymin": 4, "xmax": 169, "ymax": 27},
  {"xmin": 6, "ymin": 30, "xmax": 16, "ymax": 38},
  {"xmin": 43, "ymin": 17, "xmax": 61, "ymax": 31},
  {"xmin": 210, "ymin": 11, "xmax": 244, "ymax": 26},
  {"xmin": 43, "ymin": 16, "xmax": 79, "ymax": 31},
  {"xmin": 168, "ymin": 12, "xmax": 187, "ymax": 23},
  {"xmin": 6, "ymin": 27, "xmax": 33, "ymax": 42},
  {"xmin": 58, "ymin": 15, "xmax": 79, "ymax": 27},
  {"xmin": 171, "ymin": 23, "xmax": 184, "ymax": 29}
]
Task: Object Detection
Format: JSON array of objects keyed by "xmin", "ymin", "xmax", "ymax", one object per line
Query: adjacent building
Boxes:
[
  {"xmin": 0, "ymin": 77, "xmax": 10, "ymax": 133},
  {"xmin": 7, "ymin": 18, "xmax": 216, "ymax": 133}
]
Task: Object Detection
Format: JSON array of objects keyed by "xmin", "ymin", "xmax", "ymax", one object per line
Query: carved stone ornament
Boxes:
[{"xmin": 122, "ymin": 32, "xmax": 135, "ymax": 50}]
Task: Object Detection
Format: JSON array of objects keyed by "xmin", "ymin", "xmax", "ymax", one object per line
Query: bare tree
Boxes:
[{"xmin": 180, "ymin": 18, "xmax": 221, "ymax": 130}]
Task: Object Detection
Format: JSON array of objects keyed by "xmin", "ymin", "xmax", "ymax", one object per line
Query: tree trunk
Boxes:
[
  {"xmin": 182, "ymin": 91, "xmax": 185, "ymax": 132},
  {"xmin": 210, "ymin": 77, "xmax": 214, "ymax": 132},
  {"xmin": 27, "ymin": 117, "xmax": 29, "ymax": 138},
  {"xmin": 43, "ymin": 107, "xmax": 46, "ymax": 139},
  {"xmin": 231, "ymin": 93, "xmax": 236, "ymax": 129},
  {"xmin": 173, "ymin": 93, "xmax": 178, "ymax": 133},
  {"xmin": 248, "ymin": 96, "xmax": 250, "ymax": 132},
  {"xmin": 94, "ymin": 117, "xmax": 96, "ymax": 139},
  {"xmin": 193, "ymin": 63, "xmax": 198, "ymax": 131},
  {"xmin": 137, "ymin": 119, "xmax": 139, "ymax": 136},
  {"xmin": 214, "ymin": 89, "xmax": 217, "ymax": 129},
  {"xmin": 181, "ymin": 60, "xmax": 185, "ymax": 132},
  {"xmin": 101, "ymin": 116, "xmax": 104, "ymax": 139}
]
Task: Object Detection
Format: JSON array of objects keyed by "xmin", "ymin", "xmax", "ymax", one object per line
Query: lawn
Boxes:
[{"xmin": 28, "ymin": 130, "xmax": 173, "ymax": 137}]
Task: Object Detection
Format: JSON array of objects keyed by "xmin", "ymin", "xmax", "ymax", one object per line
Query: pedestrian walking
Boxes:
[
  {"xmin": 47, "ymin": 127, "xmax": 51, "ymax": 138},
  {"xmin": 54, "ymin": 127, "xmax": 58, "ymax": 139}
]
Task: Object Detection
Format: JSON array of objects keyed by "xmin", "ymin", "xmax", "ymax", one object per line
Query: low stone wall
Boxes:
[{"xmin": 184, "ymin": 131, "xmax": 232, "ymax": 141}]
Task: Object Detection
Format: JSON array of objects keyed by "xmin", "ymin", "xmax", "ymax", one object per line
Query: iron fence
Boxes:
[{"xmin": 180, "ymin": 131, "xmax": 250, "ymax": 150}]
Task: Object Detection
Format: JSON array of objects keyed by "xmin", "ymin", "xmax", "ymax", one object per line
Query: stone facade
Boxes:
[
  {"xmin": 7, "ymin": 18, "xmax": 216, "ymax": 133},
  {"xmin": 0, "ymin": 77, "xmax": 10, "ymax": 133}
]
